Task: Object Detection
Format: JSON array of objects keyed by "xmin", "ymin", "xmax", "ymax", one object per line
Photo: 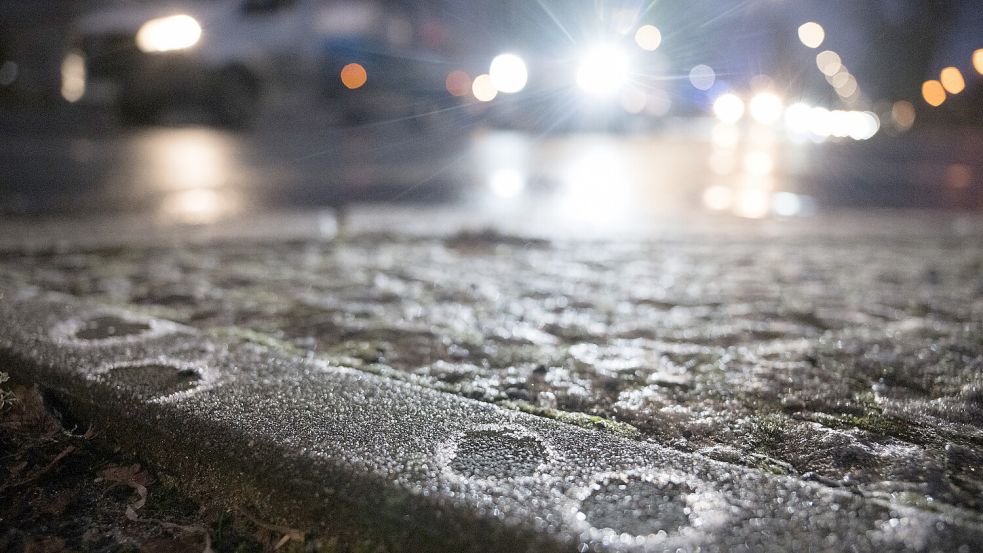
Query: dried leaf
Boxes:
[{"xmin": 99, "ymin": 463, "xmax": 150, "ymax": 510}]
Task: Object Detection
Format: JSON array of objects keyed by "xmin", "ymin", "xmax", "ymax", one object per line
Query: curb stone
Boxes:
[{"xmin": 1, "ymin": 293, "xmax": 981, "ymax": 552}]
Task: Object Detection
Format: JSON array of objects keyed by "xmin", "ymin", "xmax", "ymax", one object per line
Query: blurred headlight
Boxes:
[
  {"xmin": 749, "ymin": 92, "xmax": 784, "ymax": 125},
  {"xmin": 489, "ymin": 54, "xmax": 528, "ymax": 94},
  {"xmin": 713, "ymin": 93, "xmax": 745, "ymax": 124},
  {"xmin": 60, "ymin": 51, "xmax": 86, "ymax": 103},
  {"xmin": 576, "ymin": 45, "xmax": 629, "ymax": 96},
  {"xmin": 136, "ymin": 14, "xmax": 202, "ymax": 53}
]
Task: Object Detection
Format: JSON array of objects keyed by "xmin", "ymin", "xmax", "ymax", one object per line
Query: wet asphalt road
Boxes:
[{"xmin": 1, "ymin": 97, "xmax": 981, "ymax": 223}]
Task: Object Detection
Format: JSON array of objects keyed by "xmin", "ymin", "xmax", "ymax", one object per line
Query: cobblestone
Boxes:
[{"xmin": 1, "ymin": 213, "xmax": 981, "ymax": 550}]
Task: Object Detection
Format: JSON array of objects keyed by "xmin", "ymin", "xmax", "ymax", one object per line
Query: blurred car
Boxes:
[
  {"xmin": 471, "ymin": 44, "xmax": 644, "ymax": 132},
  {"xmin": 63, "ymin": 0, "xmax": 326, "ymax": 128},
  {"xmin": 315, "ymin": 1, "xmax": 460, "ymax": 126},
  {"xmin": 430, "ymin": 0, "xmax": 692, "ymax": 131},
  {"xmin": 455, "ymin": 3, "xmax": 675, "ymax": 132}
]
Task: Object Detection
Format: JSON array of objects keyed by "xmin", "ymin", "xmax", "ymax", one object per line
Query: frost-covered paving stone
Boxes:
[{"xmin": 1, "ymin": 215, "xmax": 982, "ymax": 550}]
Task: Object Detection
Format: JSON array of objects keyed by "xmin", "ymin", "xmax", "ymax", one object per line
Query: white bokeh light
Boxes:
[
  {"xmin": 60, "ymin": 51, "xmax": 86, "ymax": 103},
  {"xmin": 749, "ymin": 92, "xmax": 783, "ymax": 125},
  {"xmin": 136, "ymin": 14, "xmax": 202, "ymax": 53},
  {"xmin": 489, "ymin": 54, "xmax": 528, "ymax": 94},
  {"xmin": 772, "ymin": 192, "xmax": 803, "ymax": 217},
  {"xmin": 797, "ymin": 22, "xmax": 825, "ymax": 49},
  {"xmin": 577, "ymin": 45, "xmax": 630, "ymax": 96},
  {"xmin": 471, "ymin": 74, "xmax": 498, "ymax": 102},
  {"xmin": 702, "ymin": 185, "xmax": 733, "ymax": 211},
  {"xmin": 713, "ymin": 94, "xmax": 745, "ymax": 124},
  {"xmin": 689, "ymin": 65, "xmax": 716, "ymax": 91},
  {"xmin": 634, "ymin": 25, "xmax": 662, "ymax": 51},
  {"xmin": 489, "ymin": 168, "xmax": 526, "ymax": 198}
]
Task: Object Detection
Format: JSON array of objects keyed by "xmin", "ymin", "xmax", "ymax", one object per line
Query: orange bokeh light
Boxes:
[
  {"xmin": 921, "ymin": 80, "xmax": 945, "ymax": 107},
  {"xmin": 975, "ymin": 49, "xmax": 983, "ymax": 75},
  {"xmin": 340, "ymin": 63, "xmax": 367, "ymax": 90},
  {"xmin": 445, "ymin": 70, "xmax": 471, "ymax": 97},
  {"xmin": 940, "ymin": 67, "xmax": 965, "ymax": 94}
]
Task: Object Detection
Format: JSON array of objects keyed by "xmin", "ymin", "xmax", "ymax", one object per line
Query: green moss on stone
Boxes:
[
  {"xmin": 213, "ymin": 327, "xmax": 308, "ymax": 358},
  {"xmin": 502, "ymin": 400, "xmax": 641, "ymax": 439}
]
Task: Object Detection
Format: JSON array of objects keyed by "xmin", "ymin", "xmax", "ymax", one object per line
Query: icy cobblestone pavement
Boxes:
[{"xmin": 1, "ymin": 212, "xmax": 981, "ymax": 550}]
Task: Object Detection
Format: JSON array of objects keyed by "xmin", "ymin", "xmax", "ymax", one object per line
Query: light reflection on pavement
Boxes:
[
  {"xmin": 0, "ymin": 104, "xmax": 980, "ymax": 224},
  {"xmin": 136, "ymin": 122, "xmax": 803, "ymax": 228}
]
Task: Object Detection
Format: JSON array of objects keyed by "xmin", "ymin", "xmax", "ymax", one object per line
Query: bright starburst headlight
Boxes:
[
  {"xmin": 576, "ymin": 45, "xmax": 630, "ymax": 96},
  {"xmin": 489, "ymin": 53, "xmax": 528, "ymax": 94},
  {"xmin": 136, "ymin": 14, "xmax": 202, "ymax": 53}
]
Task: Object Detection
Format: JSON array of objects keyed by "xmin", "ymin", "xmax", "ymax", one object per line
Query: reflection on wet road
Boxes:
[{"xmin": 1, "ymin": 103, "xmax": 981, "ymax": 224}]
